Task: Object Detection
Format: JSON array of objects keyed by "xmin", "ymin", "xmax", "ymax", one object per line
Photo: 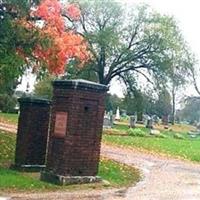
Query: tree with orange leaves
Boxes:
[
  {"xmin": 25, "ymin": 0, "xmax": 90, "ymax": 75},
  {"xmin": 0, "ymin": 0, "xmax": 90, "ymax": 93}
]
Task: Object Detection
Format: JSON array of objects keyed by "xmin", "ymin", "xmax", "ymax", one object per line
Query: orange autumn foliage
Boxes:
[
  {"xmin": 34, "ymin": 31, "xmax": 89, "ymax": 74},
  {"xmin": 19, "ymin": 0, "xmax": 90, "ymax": 75},
  {"xmin": 66, "ymin": 4, "xmax": 81, "ymax": 21}
]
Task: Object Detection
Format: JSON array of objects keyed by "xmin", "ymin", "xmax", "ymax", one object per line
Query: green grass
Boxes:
[
  {"xmin": 112, "ymin": 123, "xmax": 194, "ymax": 139},
  {"xmin": 0, "ymin": 131, "xmax": 16, "ymax": 166},
  {"xmin": 113, "ymin": 123, "xmax": 149, "ymax": 133},
  {"xmin": 0, "ymin": 131, "xmax": 140, "ymax": 191},
  {"xmin": 113, "ymin": 124, "xmax": 130, "ymax": 131},
  {"xmin": 0, "ymin": 159, "xmax": 140, "ymax": 191},
  {"xmin": 127, "ymin": 128, "xmax": 147, "ymax": 137},
  {"xmin": 103, "ymin": 123, "xmax": 200, "ymax": 162},
  {"xmin": 103, "ymin": 135, "xmax": 200, "ymax": 162},
  {"xmin": 0, "ymin": 113, "xmax": 19, "ymax": 124},
  {"xmin": 0, "ymin": 168, "xmax": 56, "ymax": 191},
  {"xmin": 99, "ymin": 158, "xmax": 140, "ymax": 187}
]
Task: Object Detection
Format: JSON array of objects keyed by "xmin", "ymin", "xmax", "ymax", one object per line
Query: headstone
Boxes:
[
  {"xmin": 109, "ymin": 111, "xmax": 114, "ymax": 127},
  {"xmin": 14, "ymin": 97, "xmax": 51, "ymax": 170},
  {"xmin": 146, "ymin": 118, "xmax": 154, "ymax": 129},
  {"xmin": 41, "ymin": 79, "xmax": 108, "ymax": 185},
  {"xmin": 196, "ymin": 122, "xmax": 200, "ymax": 130},
  {"xmin": 152, "ymin": 115, "xmax": 160, "ymax": 124},
  {"xmin": 162, "ymin": 115, "xmax": 169, "ymax": 125},
  {"xmin": 129, "ymin": 115, "xmax": 137, "ymax": 128},
  {"xmin": 103, "ymin": 116, "xmax": 112, "ymax": 129},
  {"xmin": 143, "ymin": 114, "xmax": 150, "ymax": 124},
  {"xmin": 115, "ymin": 107, "xmax": 120, "ymax": 121}
]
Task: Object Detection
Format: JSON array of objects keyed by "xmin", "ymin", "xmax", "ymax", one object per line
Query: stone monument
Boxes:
[
  {"xmin": 115, "ymin": 107, "xmax": 120, "ymax": 121},
  {"xmin": 129, "ymin": 115, "xmax": 137, "ymax": 128},
  {"xmin": 41, "ymin": 79, "xmax": 108, "ymax": 185},
  {"xmin": 109, "ymin": 111, "xmax": 114, "ymax": 127},
  {"xmin": 103, "ymin": 116, "xmax": 112, "ymax": 129}
]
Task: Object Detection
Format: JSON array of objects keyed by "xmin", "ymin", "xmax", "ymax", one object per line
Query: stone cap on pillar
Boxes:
[
  {"xmin": 53, "ymin": 79, "xmax": 109, "ymax": 93},
  {"xmin": 18, "ymin": 97, "xmax": 51, "ymax": 106}
]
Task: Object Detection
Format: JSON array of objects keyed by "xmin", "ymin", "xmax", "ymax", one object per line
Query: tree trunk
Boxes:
[
  {"xmin": 98, "ymin": 46, "xmax": 106, "ymax": 84},
  {"xmin": 171, "ymin": 83, "xmax": 175, "ymax": 125},
  {"xmin": 137, "ymin": 111, "xmax": 143, "ymax": 122}
]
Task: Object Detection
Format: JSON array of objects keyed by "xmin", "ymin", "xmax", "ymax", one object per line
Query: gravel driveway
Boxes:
[
  {"xmin": 2, "ymin": 143, "xmax": 200, "ymax": 200},
  {"xmin": 102, "ymin": 144, "xmax": 200, "ymax": 200}
]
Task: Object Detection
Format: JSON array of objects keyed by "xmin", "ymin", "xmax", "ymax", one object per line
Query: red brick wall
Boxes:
[
  {"xmin": 46, "ymin": 81, "xmax": 107, "ymax": 176},
  {"xmin": 15, "ymin": 98, "xmax": 51, "ymax": 166}
]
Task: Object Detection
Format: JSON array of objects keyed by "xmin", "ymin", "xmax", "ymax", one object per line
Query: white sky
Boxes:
[
  {"xmin": 110, "ymin": 0, "xmax": 200, "ymax": 97},
  {"xmin": 18, "ymin": 0, "xmax": 200, "ymax": 99},
  {"xmin": 123, "ymin": 0, "xmax": 200, "ymax": 57}
]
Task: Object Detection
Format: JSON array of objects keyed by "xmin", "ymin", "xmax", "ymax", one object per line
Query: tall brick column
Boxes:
[
  {"xmin": 41, "ymin": 79, "xmax": 108, "ymax": 185},
  {"xmin": 14, "ymin": 97, "xmax": 51, "ymax": 170}
]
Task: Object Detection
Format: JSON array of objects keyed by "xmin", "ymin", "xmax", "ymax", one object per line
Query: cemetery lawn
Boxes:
[
  {"xmin": 103, "ymin": 123, "xmax": 200, "ymax": 162},
  {"xmin": 0, "ymin": 113, "xmax": 18, "ymax": 125},
  {"xmin": 0, "ymin": 130, "xmax": 140, "ymax": 192}
]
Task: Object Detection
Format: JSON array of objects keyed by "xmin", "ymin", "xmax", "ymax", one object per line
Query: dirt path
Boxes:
[
  {"xmin": 0, "ymin": 122, "xmax": 17, "ymax": 133},
  {"xmin": 102, "ymin": 144, "xmax": 200, "ymax": 200}
]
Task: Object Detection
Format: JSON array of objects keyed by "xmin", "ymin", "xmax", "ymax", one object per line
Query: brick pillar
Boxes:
[
  {"xmin": 41, "ymin": 79, "xmax": 108, "ymax": 185},
  {"xmin": 14, "ymin": 97, "xmax": 51, "ymax": 170}
]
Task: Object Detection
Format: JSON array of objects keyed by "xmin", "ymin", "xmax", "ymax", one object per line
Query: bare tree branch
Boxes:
[
  {"xmin": 108, "ymin": 44, "xmax": 152, "ymax": 80},
  {"xmin": 79, "ymin": 14, "xmax": 99, "ymax": 61},
  {"xmin": 108, "ymin": 23, "xmax": 141, "ymax": 74},
  {"xmin": 133, "ymin": 69, "xmax": 154, "ymax": 85},
  {"xmin": 190, "ymin": 67, "xmax": 200, "ymax": 96}
]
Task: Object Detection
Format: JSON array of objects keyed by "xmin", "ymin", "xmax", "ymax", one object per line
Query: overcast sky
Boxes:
[
  {"xmin": 110, "ymin": 0, "xmax": 200, "ymax": 97},
  {"xmin": 124, "ymin": 0, "xmax": 200, "ymax": 57}
]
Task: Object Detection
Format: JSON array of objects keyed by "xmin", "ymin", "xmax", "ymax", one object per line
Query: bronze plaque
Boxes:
[{"xmin": 54, "ymin": 112, "xmax": 68, "ymax": 138}]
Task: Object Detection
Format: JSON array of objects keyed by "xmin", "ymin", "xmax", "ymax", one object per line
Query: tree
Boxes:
[
  {"xmin": 0, "ymin": 94, "xmax": 18, "ymax": 113},
  {"xmin": 33, "ymin": 75, "xmax": 55, "ymax": 99},
  {"xmin": 64, "ymin": 61, "xmax": 98, "ymax": 82},
  {"xmin": 178, "ymin": 97, "xmax": 200, "ymax": 124},
  {"xmin": 166, "ymin": 46, "xmax": 195, "ymax": 124},
  {"xmin": 122, "ymin": 85, "xmax": 161, "ymax": 118},
  {"xmin": 187, "ymin": 56, "xmax": 200, "ymax": 97},
  {"xmin": 69, "ymin": 0, "xmax": 193, "ymax": 88},
  {"xmin": 0, "ymin": 0, "xmax": 90, "ymax": 94},
  {"xmin": 105, "ymin": 94, "xmax": 123, "ymax": 112},
  {"xmin": 0, "ymin": 1, "xmax": 37, "ymax": 94},
  {"xmin": 31, "ymin": 0, "xmax": 90, "ymax": 74},
  {"xmin": 155, "ymin": 89, "xmax": 172, "ymax": 119},
  {"xmin": 125, "ymin": 90, "xmax": 145, "ymax": 120}
]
